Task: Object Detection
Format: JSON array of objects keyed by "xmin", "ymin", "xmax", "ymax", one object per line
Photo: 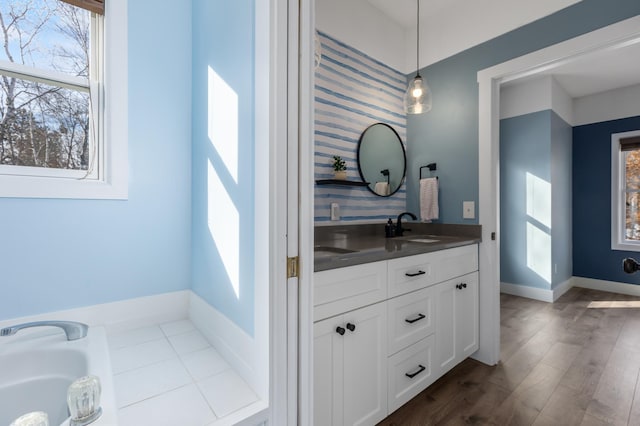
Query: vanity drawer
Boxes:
[
  {"xmin": 314, "ymin": 261, "xmax": 387, "ymax": 322},
  {"xmin": 434, "ymin": 245, "xmax": 478, "ymax": 283},
  {"xmin": 387, "ymin": 334, "xmax": 435, "ymax": 414},
  {"xmin": 387, "ymin": 252, "xmax": 436, "ymax": 297},
  {"xmin": 387, "ymin": 286, "xmax": 434, "ymax": 356}
]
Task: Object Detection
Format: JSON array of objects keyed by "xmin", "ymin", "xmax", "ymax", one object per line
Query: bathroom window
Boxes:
[
  {"xmin": 611, "ymin": 130, "xmax": 640, "ymax": 251},
  {"xmin": 0, "ymin": 0, "xmax": 127, "ymax": 199}
]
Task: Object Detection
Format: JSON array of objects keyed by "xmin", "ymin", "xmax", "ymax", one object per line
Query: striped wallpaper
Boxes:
[{"xmin": 314, "ymin": 31, "xmax": 408, "ymax": 222}]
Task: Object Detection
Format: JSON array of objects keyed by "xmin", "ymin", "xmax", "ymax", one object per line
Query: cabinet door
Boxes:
[
  {"xmin": 456, "ymin": 272, "xmax": 479, "ymax": 359},
  {"xmin": 434, "ymin": 279, "xmax": 456, "ymax": 377},
  {"xmin": 342, "ymin": 302, "xmax": 387, "ymax": 426},
  {"xmin": 314, "ymin": 316, "xmax": 345, "ymax": 426}
]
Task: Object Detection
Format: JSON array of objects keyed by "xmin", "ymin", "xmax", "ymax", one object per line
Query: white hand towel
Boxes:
[
  {"xmin": 374, "ymin": 182, "xmax": 390, "ymax": 196},
  {"xmin": 420, "ymin": 177, "xmax": 439, "ymax": 221}
]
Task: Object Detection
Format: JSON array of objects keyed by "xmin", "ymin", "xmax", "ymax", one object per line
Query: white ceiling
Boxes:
[
  {"xmin": 364, "ymin": 0, "xmax": 640, "ymax": 98},
  {"xmin": 365, "ymin": 0, "xmax": 452, "ymax": 28},
  {"xmin": 528, "ymin": 41, "xmax": 640, "ymax": 98}
]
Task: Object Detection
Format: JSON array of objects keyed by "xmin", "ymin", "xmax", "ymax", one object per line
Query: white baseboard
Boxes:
[
  {"xmin": 500, "ymin": 282, "xmax": 553, "ymax": 302},
  {"xmin": 0, "ymin": 290, "xmax": 190, "ymax": 333},
  {"xmin": 572, "ymin": 276, "xmax": 640, "ymax": 297},
  {"xmin": 188, "ymin": 292, "xmax": 262, "ymax": 399},
  {"xmin": 552, "ymin": 278, "xmax": 573, "ymax": 301}
]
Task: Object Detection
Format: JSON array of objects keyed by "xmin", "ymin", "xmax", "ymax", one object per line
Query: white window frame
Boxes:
[
  {"xmin": 611, "ymin": 129, "xmax": 640, "ymax": 251},
  {"xmin": 0, "ymin": 0, "xmax": 128, "ymax": 199}
]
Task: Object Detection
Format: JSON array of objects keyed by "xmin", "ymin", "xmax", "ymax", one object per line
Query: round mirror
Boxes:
[{"xmin": 357, "ymin": 123, "xmax": 406, "ymax": 197}]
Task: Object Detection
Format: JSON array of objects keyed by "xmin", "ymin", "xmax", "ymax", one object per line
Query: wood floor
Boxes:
[{"xmin": 377, "ymin": 287, "xmax": 640, "ymax": 426}]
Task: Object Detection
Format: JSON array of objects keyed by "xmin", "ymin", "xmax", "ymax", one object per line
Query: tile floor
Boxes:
[{"xmin": 107, "ymin": 319, "xmax": 259, "ymax": 425}]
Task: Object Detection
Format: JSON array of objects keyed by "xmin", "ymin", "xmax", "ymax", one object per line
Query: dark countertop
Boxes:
[{"xmin": 314, "ymin": 223, "xmax": 481, "ymax": 272}]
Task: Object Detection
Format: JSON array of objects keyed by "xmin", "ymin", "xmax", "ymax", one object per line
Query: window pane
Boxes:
[
  {"xmin": 625, "ymin": 150, "xmax": 640, "ymax": 191},
  {"xmin": 626, "ymin": 192, "xmax": 640, "ymax": 241},
  {"xmin": 0, "ymin": 0, "xmax": 90, "ymax": 77},
  {"xmin": 0, "ymin": 75, "xmax": 90, "ymax": 170}
]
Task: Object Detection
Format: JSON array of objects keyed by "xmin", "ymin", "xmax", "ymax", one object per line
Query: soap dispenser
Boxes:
[{"xmin": 385, "ymin": 218, "xmax": 395, "ymax": 238}]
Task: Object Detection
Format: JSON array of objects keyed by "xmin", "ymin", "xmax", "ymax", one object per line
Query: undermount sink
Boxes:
[
  {"xmin": 314, "ymin": 246, "xmax": 358, "ymax": 258},
  {"xmin": 394, "ymin": 234, "xmax": 441, "ymax": 243},
  {"xmin": 406, "ymin": 238, "xmax": 440, "ymax": 244}
]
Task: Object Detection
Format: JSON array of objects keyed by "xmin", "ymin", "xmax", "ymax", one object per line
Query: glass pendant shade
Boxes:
[{"xmin": 404, "ymin": 74, "xmax": 432, "ymax": 114}]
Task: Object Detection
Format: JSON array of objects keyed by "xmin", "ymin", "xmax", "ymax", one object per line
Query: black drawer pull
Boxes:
[
  {"xmin": 336, "ymin": 326, "xmax": 345, "ymax": 336},
  {"xmin": 405, "ymin": 270, "xmax": 426, "ymax": 277},
  {"xmin": 405, "ymin": 364, "xmax": 426, "ymax": 379},
  {"xmin": 405, "ymin": 313, "xmax": 426, "ymax": 324},
  {"xmin": 346, "ymin": 323, "xmax": 356, "ymax": 332}
]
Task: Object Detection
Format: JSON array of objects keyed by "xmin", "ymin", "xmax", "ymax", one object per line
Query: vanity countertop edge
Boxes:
[{"xmin": 314, "ymin": 223, "xmax": 482, "ymax": 272}]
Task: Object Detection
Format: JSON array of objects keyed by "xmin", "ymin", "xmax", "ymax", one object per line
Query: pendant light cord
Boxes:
[{"xmin": 416, "ymin": 0, "xmax": 420, "ymax": 76}]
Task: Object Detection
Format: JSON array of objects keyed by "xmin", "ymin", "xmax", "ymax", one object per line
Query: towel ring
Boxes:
[
  {"xmin": 380, "ymin": 169, "xmax": 390, "ymax": 185},
  {"xmin": 419, "ymin": 163, "xmax": 438, "ymax": 180}
]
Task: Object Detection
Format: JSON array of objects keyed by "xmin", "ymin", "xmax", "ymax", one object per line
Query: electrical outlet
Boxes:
[
  {"xmin": 331, "ymin": 202, "xmax": 340, "ymax": 221},
  {"xmin": 463, "ymin": 201, "xmax": 475, "ymax": 219}
]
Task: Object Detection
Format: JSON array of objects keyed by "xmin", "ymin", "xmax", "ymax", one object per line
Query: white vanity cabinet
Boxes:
[{"xmin": 314, "ymin": 244, "xmax": 478, "ymax": 425}]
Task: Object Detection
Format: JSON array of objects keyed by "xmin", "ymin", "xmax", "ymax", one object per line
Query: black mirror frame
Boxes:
[{"xmin": 356, "ymin": 123, "xmax": 407, "ymax": 197}]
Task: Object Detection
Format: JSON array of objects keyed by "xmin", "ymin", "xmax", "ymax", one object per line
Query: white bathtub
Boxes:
[{"xmin": 0, "ymin": 326, "xmax": 117, "ymax": 426}]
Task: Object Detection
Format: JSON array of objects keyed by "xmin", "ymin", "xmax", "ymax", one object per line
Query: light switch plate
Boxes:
[{"xmin": 463, "ymin": 201, "xmax": 475, "ymax": 219}]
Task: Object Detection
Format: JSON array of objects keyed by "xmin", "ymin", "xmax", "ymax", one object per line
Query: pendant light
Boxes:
[{"xmin": 404, "ymin": 0, "xmax": 432, "ymax": 114}]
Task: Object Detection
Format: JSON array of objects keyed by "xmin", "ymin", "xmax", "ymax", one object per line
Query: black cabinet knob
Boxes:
[
  {"xmin": 346, "ymin": 323, "xmax": 356, "ymax": 332},
  {"xmin": 456, "ymin": 284, "xmax": 461, "ymax": 290},
  {"xmin": 462, "ymin": 283, "xmax": 467, "ymax": 289},
  {"xmin": 336, "ymin": 326, "xmax": 345, "ymax": 335}
]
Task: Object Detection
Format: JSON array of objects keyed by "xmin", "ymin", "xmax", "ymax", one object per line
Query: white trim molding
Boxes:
[
  {"xmin": 500, "ymin": 282, "xmax": 554, "ymax": 303},
  {"xmin": 611, "ymin": 129, "xmax": 640, "ymax": 252},
  {"xmin": 573, "ymin": 276, "xmax": 640, "ymax": 297},
  {"xmin": 0, "ymin": 290, "xmax": 190, "ymax": 337}
]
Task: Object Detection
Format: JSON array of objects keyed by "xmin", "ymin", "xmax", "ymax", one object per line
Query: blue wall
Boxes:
[
  {"xmin": 314, "ymin": 32, "xmax": 407, "ymax": 222},
  {"xmin": 500, "ymin": 110, "xmax": 572, "ymax": 290},
  {"xmin": 190, "ymin": 0, "xmax": 256, "ymax": 335},
  {"xmin": 0, "ymin": 0, "xmax": 193, "ymax": 320},
  {"xmin": 406, "ymin": 0, "xmax": 640, "ymax": 224},
  {"xmin": 500, "ymin": 111, "xmax": 551, "ymax": 289},
  {"xmin": 573, "ymin": 116, "xmax": 640, "ymax": 285}
]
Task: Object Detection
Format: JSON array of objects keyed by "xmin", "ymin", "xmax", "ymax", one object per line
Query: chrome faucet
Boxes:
[
  {"xmin": 0, "ymin": 321, "xmax": 88, "ymax": 341},
  {"xmin": 396, "ymin": 212, "xmax": 417, "ymax": 237}
]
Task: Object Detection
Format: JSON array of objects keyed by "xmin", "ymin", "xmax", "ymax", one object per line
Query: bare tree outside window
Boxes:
[
  {"xmin": 0, "ymin": 0, "xmax": 91, "ymax": 171},
  {"xmin": 625, "ymin": 150, "xmax": 640, "ymax": 240}
]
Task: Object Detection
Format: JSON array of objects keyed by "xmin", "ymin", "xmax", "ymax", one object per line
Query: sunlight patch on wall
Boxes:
[
  {"xmin": 526, "ymin": 172, "xmax": 551, "ymax": 228},
  {"xmin": 526, "ymin": 222, "xmax": 551, "ymax": 284},
  {"xmin": 207, "ymin": 160, "xmax": 240, "ymax": 299},
  {"xmin": 208, "ymin": 66, "xmax": 238, "ymax": 183}
]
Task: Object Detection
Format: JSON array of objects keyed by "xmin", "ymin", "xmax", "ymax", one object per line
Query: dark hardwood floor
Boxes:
[{"xmin": 377, "ymin": 287, "xmax": 640, "ymax": 426}]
